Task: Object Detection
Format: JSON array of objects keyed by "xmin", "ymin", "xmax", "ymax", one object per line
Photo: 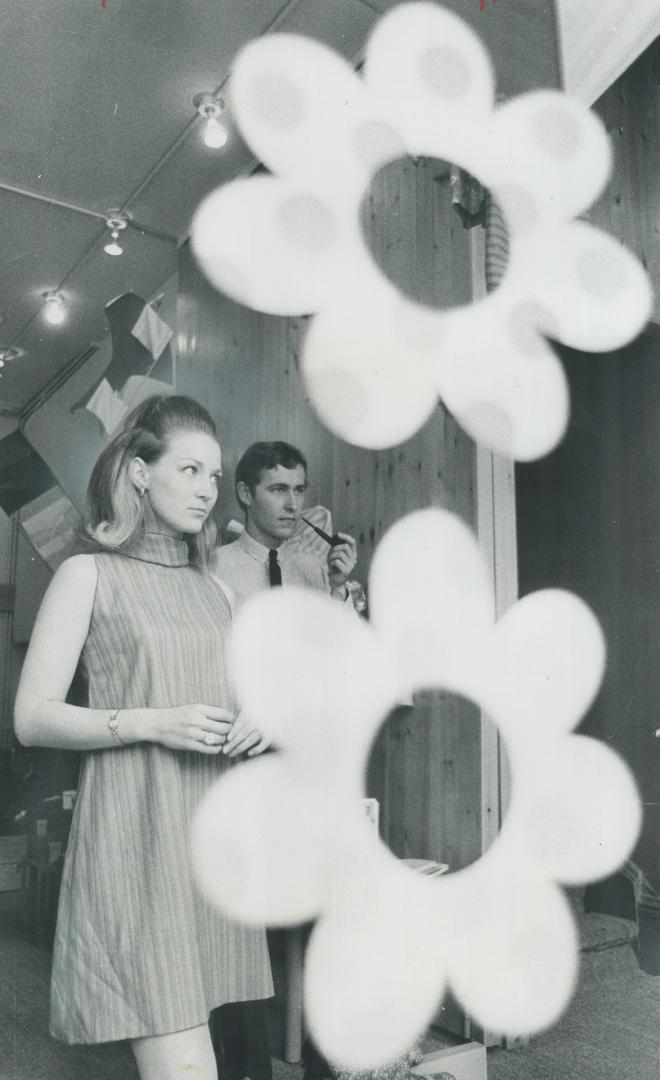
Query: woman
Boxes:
[{"xmin": 14, "ymin": 395, "xmax": 272, "ymax": 1080}]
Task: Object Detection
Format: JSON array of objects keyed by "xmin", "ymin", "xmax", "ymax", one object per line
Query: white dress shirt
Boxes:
[{"xmin": 212, "ymin": 529, "xmax": 330, "ymax": 612}]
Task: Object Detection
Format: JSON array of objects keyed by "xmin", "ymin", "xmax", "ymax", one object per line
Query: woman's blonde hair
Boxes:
[{"xmin": 85, "ymin": 395, "xmax": 219, "ymax": 567}]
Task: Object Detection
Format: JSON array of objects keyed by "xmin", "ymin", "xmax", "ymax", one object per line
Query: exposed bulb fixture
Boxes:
[
  {"xmin": 43, "ymin": 291, "xmax": 66, "ymax": 326},
  {"xmin": 0, "ymin": 345, "xmax": 24, "ymax": 377},
  {"xmin": 203, "ymin": 115, "xmax": 228, "ymax": 148},
  {"xmin": 0, "ymin": 347, "xmax": 23, "ymax": 364},
  {"xmin": 105, "ymin": 231, "xmax": 123, "ymax": 256},
  {"xmin": 193, "ymin": 91, "xmax": 227, "ymax": 149},
  {"xmin": 104, "ymin": 210, "xmax": 129, "ymax": 256}
]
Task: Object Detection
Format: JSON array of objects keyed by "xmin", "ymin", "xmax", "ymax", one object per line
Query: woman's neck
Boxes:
[{"xmin": 142, "ymin": 503, "xmax": 182, "ymax": 539}]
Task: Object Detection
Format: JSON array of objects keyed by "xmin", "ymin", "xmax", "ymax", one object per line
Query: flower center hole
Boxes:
[
  {"xmin": 359, "ymin": 156, "xmax": 509, "ymax": 308},
  {"xmin": 366, "ymin": 689, "xmax": 509, "ymax": 873}
]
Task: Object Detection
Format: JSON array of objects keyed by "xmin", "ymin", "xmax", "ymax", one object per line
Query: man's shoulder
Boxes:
[
  {"xmin": 213, "ymin": 538, "xmax": 245, "ymax": 561},
  {"xmin": 211, "ymin": 538, "xmax": 250, "ymax": 571}
]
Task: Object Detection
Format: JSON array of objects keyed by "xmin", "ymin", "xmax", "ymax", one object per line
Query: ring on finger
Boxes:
[{"xmin": 203, "ymin": 732, "xmax": 218, "ymax": 746}]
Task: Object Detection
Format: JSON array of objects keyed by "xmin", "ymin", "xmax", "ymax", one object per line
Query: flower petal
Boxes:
[
  {"xmin": 230, "ymin": 588, "xmax": 395, "ymax": 766},
  {"xmin": 485, "ymin": 92, "xmax": 612, "ymax": 227},
  {"xmin": 192, "ymin": 756, "xmax": 334, "ymax": 924},
  {"xmin": 519, "ymin": 221, "xmax": 653, "ymax": 352},
  {"xmin": 446, "ymin": 863, "xmax": 578, "ymax": 1035},
  {"xmin": 192, "ymin": 176, "xmax": 347, "ymax": 315},
  {"xmin": 484, "ymin": 590, "xmax": 606, "ymax": 738},
  {"xmin": 365, "ymin": 2, "xmax": 494, "ymax": 160},
  {"xmin": 369, "ymin": 509, "xmax": 493, "ymax": 697},
  {"xmin": 517, "ymin": 734, "xmax": 641, "ymax": 884},
  {"xmin": 302, "ymin": 296, "xmax": 440, "ymax": 450},
  {"xmin": 305, "ymin": 854, "xmax": 448, "ymax": 1070},
  {"xmin": 231, "ymin": 33, "xmax": 398, "ymax": 199},
  {"xmin": 438, "ymin": 301, "xmax": 570, "ymax": 461}
]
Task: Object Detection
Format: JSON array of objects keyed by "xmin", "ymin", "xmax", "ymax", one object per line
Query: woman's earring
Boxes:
[{"xmin": 138, "ymin": 486, "xmax": 146, "ymax": 498}]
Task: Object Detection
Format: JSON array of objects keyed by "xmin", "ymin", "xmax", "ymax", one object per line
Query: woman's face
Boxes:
[{"xmin": 138, "ymin": 429, "xmax": 222, "ymax": 536}]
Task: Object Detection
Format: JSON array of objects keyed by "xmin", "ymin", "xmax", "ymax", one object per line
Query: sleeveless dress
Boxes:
[{"xmin": 50, "ymin": 531, "xmax": 273, "ymax": 1044}]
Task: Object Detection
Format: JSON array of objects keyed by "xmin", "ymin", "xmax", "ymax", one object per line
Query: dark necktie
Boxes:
[{"xmin": 268, "ymin": 548, "xmax": 282, "ymax": 587}]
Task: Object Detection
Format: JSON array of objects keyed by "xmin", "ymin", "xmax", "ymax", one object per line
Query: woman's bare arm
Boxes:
[
  {"xmin": 15, "ymin": 555, "xmax": 113, "ymax": 748},
  {"xmin": 14, "ymin": 555, "xmax": 233, "ymax": 753}
]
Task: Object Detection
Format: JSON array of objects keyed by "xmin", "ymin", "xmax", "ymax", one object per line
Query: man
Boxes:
[
  {"xmin": 210, "ymin": 440, "xmax": 359, "ymax": 1080},
  {"xmin": 214, "ymin": 440, "xmax": 358, "ymax": 612}
]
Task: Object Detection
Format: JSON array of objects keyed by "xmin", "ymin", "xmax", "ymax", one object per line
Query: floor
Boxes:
[
  {"xmin": 1, "ymin": 903, "xmax": 660, "ymax": 1080},
  {"xmin": 486, "ymin": 945, "xmax": 660, "ymax": 1080},
  {"xmin": 0, "ymin": 908, "xmax": 303, "ymax": 1080}
]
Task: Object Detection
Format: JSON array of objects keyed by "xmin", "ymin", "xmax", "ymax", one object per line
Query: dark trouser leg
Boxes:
[{"xmin": 210, "ymin": 1001, "xmax": 272, "ymax": 1080}]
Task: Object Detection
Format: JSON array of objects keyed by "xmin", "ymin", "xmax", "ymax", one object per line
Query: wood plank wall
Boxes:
[
  {"xmin": 517, "ymin": 334, "xmax": 660, "ymax": 893},
  {"xmin": 585, "ymin": 38, "xmax": 660, "ymax": 322},
  {"xmin": 177, "ymin": 156, "xmax": 485, "ymax": 870},
  {"xmin": 517, "ymin": 38, "xmax": 660, "ymax": 893}
]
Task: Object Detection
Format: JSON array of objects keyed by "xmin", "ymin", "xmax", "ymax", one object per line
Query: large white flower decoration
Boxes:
[
  {"xmin": 192, "ymin": 509, "xmax": 641, "ymax": 1070},
  {"xmin": 192, "ymin": 2, "xmax": 652, "ymax": 460}
]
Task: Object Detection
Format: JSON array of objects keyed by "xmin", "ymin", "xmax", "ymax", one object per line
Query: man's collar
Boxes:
[
  {"xmin": 237, "ymin": 528, "xmax": 306, "ymax": 563},
  {"xmin": 237, "ymin": 528, "xmax": 276, "ymax": 562}
]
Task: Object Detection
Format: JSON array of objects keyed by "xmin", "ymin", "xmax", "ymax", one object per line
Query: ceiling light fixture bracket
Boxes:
[
  {"xmin": 193, "ymin": 91, "xmax": 228, "ymax": 147},
  {"xmin": 0, "ymin": 347, "xmax": 24, "ymax": 364},
  {"xmin": 103, "ymin": 209, "xmax": 129, "ymax": 256},
  {"xmin": 104, "ymin": 209, "xmax": 129, "ymax": 233},
  {"xmin": 193, "ymin": 91, "xmax": 225, "ymax": 120}
]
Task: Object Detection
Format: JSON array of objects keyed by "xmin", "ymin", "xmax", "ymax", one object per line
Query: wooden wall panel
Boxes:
[
  {"xmin": 518, "ymin": 39, "xmax": 660, "ymax": 891},
  {"xmin": 517, "ymin": 333, "xmax": 660, "ymax": 892},
  {"xmin": 367, "ymin": 692, "xmax": 484, "ymax": 870},
  {"xmin": 177, "ymin": 155, "xmax": 486, "ymax": 872},
  {"xmin": 586, "ymin": 39, "xmax": 660, "ymax": 324}
]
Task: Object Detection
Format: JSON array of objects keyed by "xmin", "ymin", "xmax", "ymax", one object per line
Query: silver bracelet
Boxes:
[{"xmin": 108, "ymin": 708, "xmax": 125, "ymax": 746}]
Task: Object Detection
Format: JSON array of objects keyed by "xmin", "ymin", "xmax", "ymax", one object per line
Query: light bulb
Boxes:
[
  {"xmin": 104, "ymin": 230, "xmax": 123, "ymax": 256},
  {"xmin": 44, "ymin": 293, "xmax": 66, "ymax": 325},
  {"xmin": 204, "ymin": 115, "xmax": 227, "ymax": 149}
]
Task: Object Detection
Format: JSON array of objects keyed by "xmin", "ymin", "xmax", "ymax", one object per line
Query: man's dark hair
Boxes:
[{"xmin": 235, "ymin": 441, "xmax": 308, "ymax": 506}]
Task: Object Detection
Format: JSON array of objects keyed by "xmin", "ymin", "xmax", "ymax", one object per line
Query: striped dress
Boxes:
[{"xmin": 50, "ymin": 531, "xmax": 273, "ymax": 1044}]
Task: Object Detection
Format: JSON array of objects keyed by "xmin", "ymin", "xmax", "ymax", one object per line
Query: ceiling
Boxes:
[
  {"xmin": 556, "ymin": 0, "xmax": 660, "ymax": 106},
  {"xmin": 1, "ymin": 0, "xmax": 658, "ymax": 421},
  {"xmin": 0, "ymin": 0, "xmax": 378, "ymax": 417}
]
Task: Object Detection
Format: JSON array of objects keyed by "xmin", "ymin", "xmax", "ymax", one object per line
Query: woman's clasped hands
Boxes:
[
  {"xmin": 223, "ymin": 708, "xmax": 272, "ymax": 759},
  {"xmin": 150, "ymin": 703, "xmax": 271, "ymax": 758},
  {"xmin": 150, "ymin": 704, "xmax": 233, "ymax": 754}
]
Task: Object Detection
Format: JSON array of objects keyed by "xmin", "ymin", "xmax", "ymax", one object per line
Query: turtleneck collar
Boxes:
[{"xmin": 122, "ymin": 530, "xmax": 190, "ymax": 567}]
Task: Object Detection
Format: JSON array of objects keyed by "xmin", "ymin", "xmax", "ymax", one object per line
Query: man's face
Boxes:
[{"xmin": 242, "ymin": 464, "xmax": 307, "ymax": 547}]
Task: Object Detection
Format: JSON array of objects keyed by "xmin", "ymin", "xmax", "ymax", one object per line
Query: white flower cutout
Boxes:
[
  {"xmin": 192, "ymin": 509, "xmax": 641, "ymax": 1070},
  {"xmin": 192, "ymin": 2, "xmax": 652, "ymax": 460}
]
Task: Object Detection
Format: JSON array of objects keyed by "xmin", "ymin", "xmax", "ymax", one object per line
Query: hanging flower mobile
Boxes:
[
  {"xmin": 193, "ymin": 510, "xmax": 641, "ymax": 1070},
  {"xmin": 192, "ymin": 2, "xmax": 652, "ymax": 460}
]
